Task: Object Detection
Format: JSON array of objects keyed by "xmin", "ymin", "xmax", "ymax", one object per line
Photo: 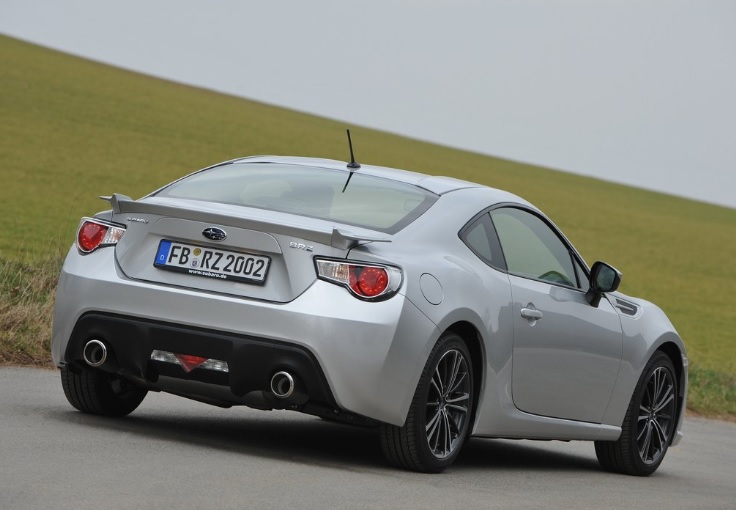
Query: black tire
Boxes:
[
  {"xmin": 379, "ymin": 332, "xmax": 474, "ymax": 473},
  {"xmin": 61, "ymin": 366, "xmax": 147, "ymax": 417},
  {"xmin": 595, "ymin": 351, "xmax": 678, "ymax": 476}
]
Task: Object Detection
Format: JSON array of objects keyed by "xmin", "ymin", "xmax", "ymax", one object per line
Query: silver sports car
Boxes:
[{"xmin": 51, "ymin": 154, "xmax": 687, "ymax": 474}]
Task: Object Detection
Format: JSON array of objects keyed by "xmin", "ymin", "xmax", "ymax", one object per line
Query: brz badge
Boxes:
[
  {"xmin": 289, "ymin": 241, "xmax": 314, "ymax": 252},
  {"xmin": 202, "ymin": 227, "xmax": 227, "ymax": 241}
]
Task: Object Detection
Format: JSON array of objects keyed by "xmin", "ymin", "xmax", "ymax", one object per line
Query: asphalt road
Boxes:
[{"xmin": 1, "ymin": 367, "xmax": 734, "ymax": 510}]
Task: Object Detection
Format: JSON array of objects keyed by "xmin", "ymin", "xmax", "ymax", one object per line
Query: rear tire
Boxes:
[
  {"xmin": 61, "ymin": 366, "xmax": 147, "ymax": 417},
  {"xmin": 595, "ymin": 351, "xmax": 677, "ymax": 476},
  {"xmin": 379, "ymin": 332, "xmax": 474, "ymax": 472}
]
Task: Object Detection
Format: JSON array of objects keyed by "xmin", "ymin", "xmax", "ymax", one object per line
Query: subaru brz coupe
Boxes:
[{"xmin": 52, "ymin": 154, "xmax": 687, "ymax": 474}]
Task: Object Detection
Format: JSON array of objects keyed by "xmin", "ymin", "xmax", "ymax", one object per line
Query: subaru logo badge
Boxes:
[{"xmin": 202, "ymin": 227, "xmax": 227, "ymax": 241}]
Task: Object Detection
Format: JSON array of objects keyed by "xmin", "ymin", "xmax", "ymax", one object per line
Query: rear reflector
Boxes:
[
  {"xmin": 174, "ymin": 354, "xmax": 208, "ymax": 373},
  {"xmin": 150, "ymin": 350, "xmax": 229, "ymax": 373}
]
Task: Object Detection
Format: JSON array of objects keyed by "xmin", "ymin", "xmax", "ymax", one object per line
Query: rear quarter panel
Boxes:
[{"xmin": 349, "ymin": 189, "xmax": 518, "ymax": 430}]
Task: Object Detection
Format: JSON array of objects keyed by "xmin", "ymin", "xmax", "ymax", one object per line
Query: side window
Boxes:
[
  {"xmin": 459, "ymin": 213, "xmax": 506, "ymax": 271},
  {"xmin": 490, "ymin": 207, "xmax": 578, "ymax": 288}
]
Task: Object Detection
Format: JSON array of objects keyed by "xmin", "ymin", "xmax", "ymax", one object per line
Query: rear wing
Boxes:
[{"xmin": 100, "ymin": 194, "xmax": 391, "ymax": 250}]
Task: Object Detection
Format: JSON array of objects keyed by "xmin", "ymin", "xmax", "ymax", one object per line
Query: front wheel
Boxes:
[
  {"xmin": 595, "ymin": 351, "xmax": 678, "ymax": 476},
  {"xmin": 379, "ymin": 332, "xmax": 474, "ymax": 472},
  {"xmin": 61, "ymin": 366, "xmax": 147, "ymax": 417}
]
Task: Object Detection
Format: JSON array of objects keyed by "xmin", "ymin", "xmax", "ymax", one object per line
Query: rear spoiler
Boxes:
[
  {"xmin": 100, "ymin": 194, "xmax": 391, "ymax": 250},
  {"xmin": 329, "ymin": 229, "xmax": 390, "ymax": 250}
]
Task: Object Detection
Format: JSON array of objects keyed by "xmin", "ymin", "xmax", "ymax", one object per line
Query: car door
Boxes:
[{"xmin": 489, "ymin": 207, "xmax": 623, "ymax": 423}]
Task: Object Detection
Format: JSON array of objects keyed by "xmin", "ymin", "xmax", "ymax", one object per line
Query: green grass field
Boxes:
[{"xmin": 1, "ymin": 35, "xmax": 734, "ymax": 417}]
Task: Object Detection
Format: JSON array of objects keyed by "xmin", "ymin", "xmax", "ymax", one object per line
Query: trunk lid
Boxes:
[{"xmin": 111, "ymin": 195, "xmax": 386, "ymax": 303}]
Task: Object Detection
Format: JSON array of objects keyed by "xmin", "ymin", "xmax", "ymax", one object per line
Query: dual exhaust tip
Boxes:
[{"xmin": 84, "ymin": 339, "xmax": 297, "ymax": 400}]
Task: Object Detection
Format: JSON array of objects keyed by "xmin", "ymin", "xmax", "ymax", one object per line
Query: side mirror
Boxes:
[{"xmin": 586, "ymin": 261, "xmax": 622, "ymax": 307}]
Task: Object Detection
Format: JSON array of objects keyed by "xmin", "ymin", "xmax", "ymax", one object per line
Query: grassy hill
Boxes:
[{"xmin": 1, "ymin": 35, "xmax": 734, "ymax": 417}]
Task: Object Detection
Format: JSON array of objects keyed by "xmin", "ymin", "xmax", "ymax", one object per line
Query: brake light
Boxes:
[
  {"xmin": 76, "ymin": 218, "xmax": 126, "ymax": 253},
  {"xmin": 316, "ymin": 259, "xmax": 401, "ymax": 300},
  {"xmin": 351, "ymin": 266, "xmax": 389, "ymax": 297}
]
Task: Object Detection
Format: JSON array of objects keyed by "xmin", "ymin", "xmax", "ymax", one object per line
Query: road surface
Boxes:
[{"xmin": 1, "ymin": 367, "xmax": 734, "ymax": 509}]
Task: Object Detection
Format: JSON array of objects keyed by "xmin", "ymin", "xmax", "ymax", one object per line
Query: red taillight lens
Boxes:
[
  {"xmin": 315, "ymin": 258, "xmax": 401, "ymax": 300},
  {"xmin": 78, "ymin": 222, "xmax": 109, "ymax": 252},
  {"xmin": 350, "ymin": 266, "xmax": 389, "ymax": 297},
  {"xmin": 76, "ymin": 218, "xmax": 125, "ymax": 253}
]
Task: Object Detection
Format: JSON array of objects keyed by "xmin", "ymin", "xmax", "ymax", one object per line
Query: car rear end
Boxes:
[{"xmin": 51, "ymin": 158, "xmax": 441, "ymax": 425}]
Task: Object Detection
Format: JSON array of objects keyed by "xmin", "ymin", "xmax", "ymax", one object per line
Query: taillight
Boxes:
[
  {"xmin": 350, "ymin": 266, "xmax": 388, "ymax": 297},
  {"xmin": 315, "ymin": 259, "xmax": 402, "ymax": 300},
  {"xmin": 76, "ymin": 218, "xmax": 126, "ymax": 253}
]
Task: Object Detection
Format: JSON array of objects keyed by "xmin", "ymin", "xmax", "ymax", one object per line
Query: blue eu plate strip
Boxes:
[{"xmin": 155, "ymin": 240, "xmax": 172, "ymax": 266}]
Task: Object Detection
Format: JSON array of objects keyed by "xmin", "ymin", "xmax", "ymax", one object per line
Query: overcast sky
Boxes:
[{"xmin": 2, "ymin": 0, "xmax": 734, "ymax": 209}]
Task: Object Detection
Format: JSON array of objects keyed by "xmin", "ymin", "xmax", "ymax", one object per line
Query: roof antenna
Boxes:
[
  {"xmin": 346, "ymin": 129, "xmax": 360, "ymax": 169},
  {"xmin": 342, "ymin": 129, "xmax": 360, "ymax": 193}
]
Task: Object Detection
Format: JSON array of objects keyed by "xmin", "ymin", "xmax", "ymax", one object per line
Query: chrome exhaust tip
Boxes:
[
  {"xmin": 82, "ymin": 339, "xmax": 107, "ymax": 368},
  {"xmin": 270, "ymin": 371, "xmax": 295, "ymax": 399}
]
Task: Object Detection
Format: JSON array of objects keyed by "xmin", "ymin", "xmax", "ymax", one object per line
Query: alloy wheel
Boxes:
[
  {"xmin": 425, "ymin": 348, "xmax": 471, "ymax": 459},
  {"xmin": 637, "ymin": 366, "xmax": 676, "ymax": 465}
]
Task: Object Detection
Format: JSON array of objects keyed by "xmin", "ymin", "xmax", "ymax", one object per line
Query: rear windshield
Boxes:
[{"xmin": 154, "ymin": 162, "xmax": 438, "ymax": 233}]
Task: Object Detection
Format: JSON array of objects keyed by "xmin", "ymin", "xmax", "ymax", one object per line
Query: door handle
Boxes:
[{"xmin": 520, "ymin": 307, "xmax": 543, "ymax": 320}]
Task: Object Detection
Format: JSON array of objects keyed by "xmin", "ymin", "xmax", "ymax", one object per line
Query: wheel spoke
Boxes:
[
  {"xmin": 426, "ymin": 408, "xmax": 441, "ymax": 434},
  {"xmin": 446, "ymin": 405, "xmax": 468, "ymax": 415},
  {"xmin": 430, "ymin": 377, "xmax": 441, "ymax": 396},
  {"xmin": 446, "ymin": 392, "xmax": 469, "ymax": 405},
  {"xmin": 436, "ymin": 410, "xmax": 446, "ymax": 455},
  {"xmin": 448, "ymin": 371, "xmax": 467, "ymax": 396},
  {"xmin": 430, "ymin": 414, "xmax": 441, "ymax": 452},
  {"xmin": 446, "ymin": 411, "xmax": 462, "ymax": 434},
  {"xmin": 654, "ymin": 389, "xmax": 674, "ymax": 413},
  {"xmin": 639, "ymin": 422, "xmax": 653, "ymax": 460},
  {"xmin": 644, "ymin": 384, "xmax": 654, "ymax": 408},
  {"xmin": 652, "ymin": 369, "xmax": 663, "ymax": 404},
  {"xmin": 433, "ymin": 367, "xmax": 445, "ymax": 394},
  {"xmin": 651, "ymin": 417, "xmax": 669, "ymax": 446},
  {"xmin": 442, "ymin": 411, "xmax": 452, "ymax": 456},
  {"xmin": 637, "ymin": 419, "xmax": 649, "ymax": 442},
  {"xmin": 444, "ymin": 352, "xmax": 460, "ymax": 396}
]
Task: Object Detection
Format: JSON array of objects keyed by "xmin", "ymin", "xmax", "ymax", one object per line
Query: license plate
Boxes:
[{"xmin": 154, "ymin": 240, "xmax": 270, "ymax": 284}]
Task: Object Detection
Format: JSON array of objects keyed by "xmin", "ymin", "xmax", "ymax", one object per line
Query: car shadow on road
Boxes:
[
  {"xmin": 457, "ymin": 438, "xmax": 600, "ymax": 472},
  {"xmin": 50, "ymin": 406, "xmax": 601, "ymax": 474}
]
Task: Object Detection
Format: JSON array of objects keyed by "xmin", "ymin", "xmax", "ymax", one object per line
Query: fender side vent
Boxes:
[{"xmin": 614, "ymin": 298, "xmax": 640, "ymax": 317}]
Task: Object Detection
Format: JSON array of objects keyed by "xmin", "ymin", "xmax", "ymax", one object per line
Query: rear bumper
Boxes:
[
  {"xmin": 52, "ymin": 246, "xmax": 439, "ymax": 425},
  {"xmin": 65, "ymin": 312, "xmax": 338, "ymax": 409}
]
